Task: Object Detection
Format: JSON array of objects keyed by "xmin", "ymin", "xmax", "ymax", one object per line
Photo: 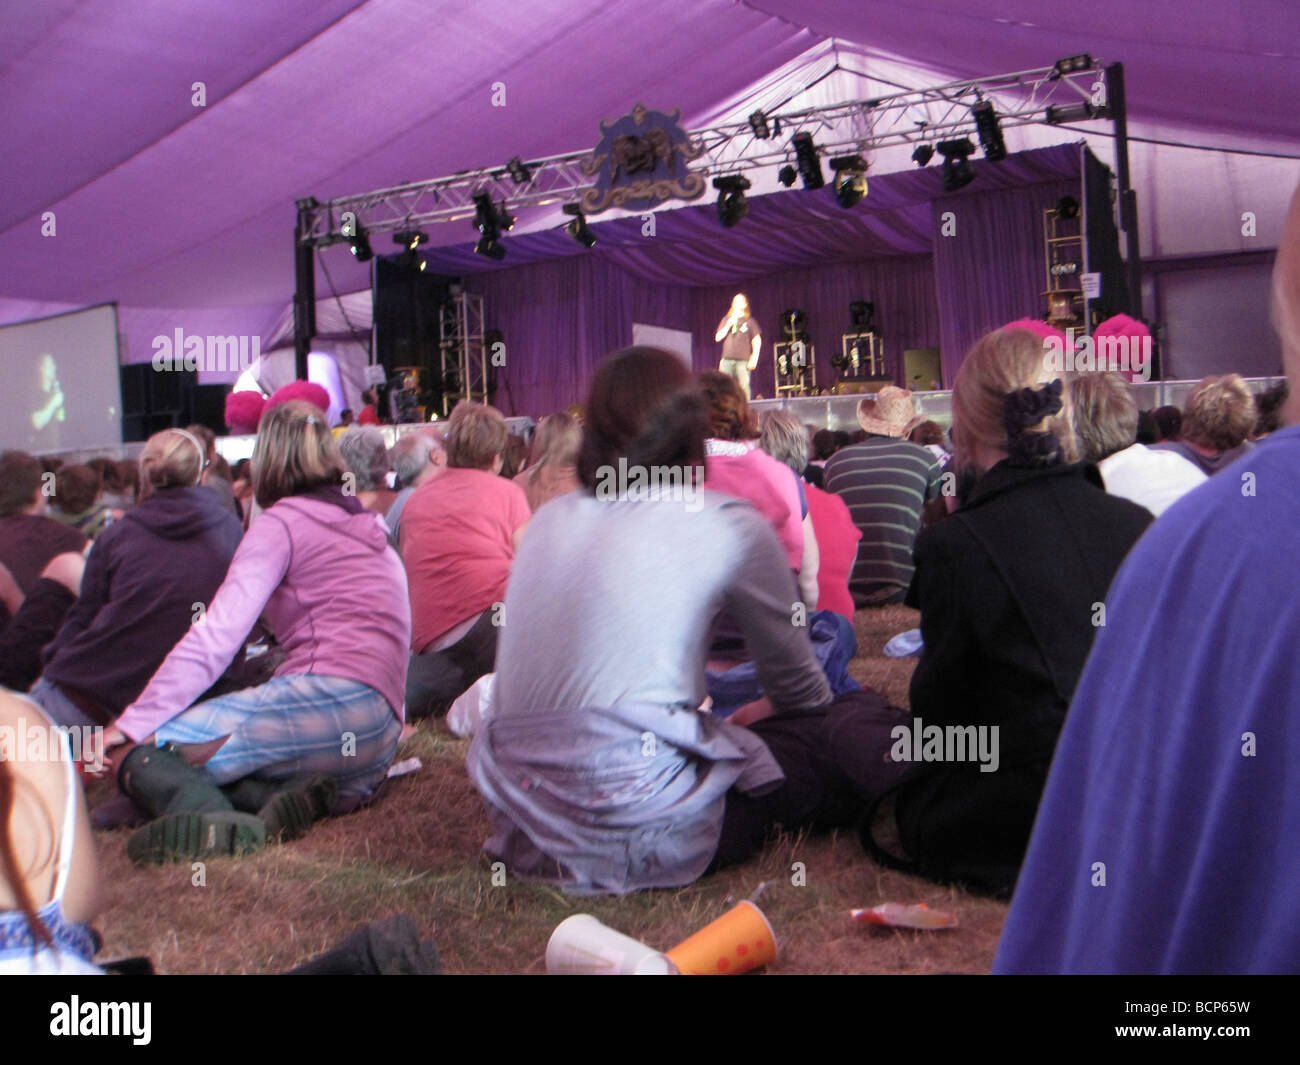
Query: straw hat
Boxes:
[{"xmin": 857, "ymin": 386, "xmax": 923, "ymax": 438}]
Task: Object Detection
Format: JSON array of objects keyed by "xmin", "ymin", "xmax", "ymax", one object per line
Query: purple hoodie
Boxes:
[
  {"xmin": 42, "ymin": 485, "xmax": 242, "ymax": 720},
  {"xmin": 116, "ymin": 489, "xmax": 410, "ymax": 741}
]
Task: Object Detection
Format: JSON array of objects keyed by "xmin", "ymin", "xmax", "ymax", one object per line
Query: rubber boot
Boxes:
[
  {"xmin": 119, "ymin": 744, "xmax": 266, "ymax": 865},
  {"xmin": 224, "ymin": 775, "xmax": 339, "ymax": 842}
]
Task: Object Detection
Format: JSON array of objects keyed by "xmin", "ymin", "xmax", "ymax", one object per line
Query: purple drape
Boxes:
[
  {"xmin": 441, "ymin": 145, "xmax": 1085, "ymax": 415},
  {"xmin": 931, "ymin": 173, "xmax": 1083, "ymax": 385}
]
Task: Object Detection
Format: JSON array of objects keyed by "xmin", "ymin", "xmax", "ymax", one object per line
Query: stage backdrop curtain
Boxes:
[
  {"xmin": 464, "ymin": 256, "xmax": 692, "ymax": 416},
  {"xmin": 688, "ymin": 256, "xmax": 939, "ymax": 396},
  {"xmin": 931, "ymin": 176, "xmax": 1082, "ymax": 385}
]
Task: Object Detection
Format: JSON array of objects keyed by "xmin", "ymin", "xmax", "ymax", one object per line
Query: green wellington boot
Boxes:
[
  {"xmin": 119, "ymin": 744, "xmax": 267, "ymax": 865},
  {"xmin": 224, "ymin": 774, "xmax": 339, "ymax": 842}
]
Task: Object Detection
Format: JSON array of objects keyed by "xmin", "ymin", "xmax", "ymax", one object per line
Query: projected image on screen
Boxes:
[{"xmin": 0, "ymin": 304, "xmax": 122, "ymax": 453}]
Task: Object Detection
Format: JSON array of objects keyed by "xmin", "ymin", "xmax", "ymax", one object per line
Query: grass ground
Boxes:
[{"xmin": 88, "ymin": 605, "xmax": 1009, "ymax": 974}]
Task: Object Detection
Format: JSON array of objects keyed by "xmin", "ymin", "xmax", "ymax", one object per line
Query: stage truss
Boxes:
[{"xmin": 297, "ymin": 59, "xmax": 1115, "ymax": 246}]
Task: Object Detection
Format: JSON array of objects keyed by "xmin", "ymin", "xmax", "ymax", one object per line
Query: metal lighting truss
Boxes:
[
  {"xmin": 294, "ymin": 59, "xmax": 1133, "ymax": 378},
  {"xmin": 297, "ymin": 60, "xmax": 1112, "ymax": 246}
]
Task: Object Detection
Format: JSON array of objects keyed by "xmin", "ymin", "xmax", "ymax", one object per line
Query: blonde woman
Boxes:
[
  {"xmin": 874, "ymin": 326, "xmax": 1153, "ymax": 896},
  {"xmin": 513, "ymin": 412, "xmax": 581, "ymax": 512},
  {"xmin": 30, "ymin": 428, "xmax": 243, "ymax": 731},
  {"xmin": 103, "ymin": 402, "xmax": 411, "ymax": 863}
]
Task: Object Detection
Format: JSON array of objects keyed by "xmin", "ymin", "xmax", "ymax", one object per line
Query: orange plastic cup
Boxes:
[{"xmin": 664, "ymin": 900, "xmax": 776, "ymax": 975}]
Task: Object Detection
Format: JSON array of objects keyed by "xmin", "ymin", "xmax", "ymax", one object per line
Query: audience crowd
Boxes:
[{"xmin": 3, "ymin": 183, "xmax": 1298, "ymax": 975}]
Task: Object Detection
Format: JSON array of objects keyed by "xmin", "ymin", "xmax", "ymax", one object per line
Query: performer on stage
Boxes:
[{"xmin": 714, "ymin": 294, "xmax": 761, "ymax": 400}]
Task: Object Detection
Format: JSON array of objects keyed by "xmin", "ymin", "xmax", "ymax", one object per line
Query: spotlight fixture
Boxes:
[
  {"xmin": 562, "ymin": 203, "xmax": 596, "ymax": 248},
  {"xmin": 1045, "ymin": 102, "xmax": 1099, "ymax": 125},
  {"xmin": 712, "ymin": 174, "xmax": 751, "ymax": 227},
  {"xmin": 790, "ymin": 132, "xmax": 824, "ymax": 190},
  {"xmin": 506, "ymin": 156, "xmax": 533, "ymax": 185},
  {"xmin": 474, "ymin": 236, "xmax": 506, "ymax": 261},
  {"xmin": 1051, "ymin": 54, "xmax": 1094, "ymax": 78},
  {"xmin": 393, "ymin": 230, "xmax": 428, "ymax": 250},
  {"xmin": 781, "ymin": 309, "xmax": 808, "ymax": 342},
  {"xmin": 748, "ymin": 110, "xmax": 771, "ymax": 139},
  {"xmin": 849, "ymin": 300, "xmax": 876, "ymax": 331},
  {"xmin": 911, "ymin": 143, "xmax": 934, "ymax": 167},
  {"xmin": 936, "ymin": 138, "xmax": 976, "ymax": 192},
  {"xmin": 829, "ymin": 155, "xmax": 868, "ymax": 209},
  {"xmin": 472, "ymin": 191, "xmax": 498, "ymax": 235},
  {"xmin": 971, "ymin": 100, "xmax": 1006, "ymax": 161},
  {"xmin": 777, "ymin": 164, "xmax": 798, "ymax": 188},
  {"xmin": 1055, "ymin": 195, "xmax": 1081, "ymax": 220},
  {"xmin": 346, "ymin": 224, "xmax": 373, "ymax": 262}
]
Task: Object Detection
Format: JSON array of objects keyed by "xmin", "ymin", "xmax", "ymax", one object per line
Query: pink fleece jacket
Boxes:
[
  {"xmin": 703, "ymin": 443, "xmax": 804, "ymax": 570},
  {"xmin": 116, "ymin": 493, "xmax": 410, "ymax": 741}
]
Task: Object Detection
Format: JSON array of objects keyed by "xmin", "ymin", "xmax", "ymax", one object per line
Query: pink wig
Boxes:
[
  {"xmin": 225, "ymin": 390, "xmax": 267, "ymax": 435},
  {"xmin": 1002, "ymin": 317, "xmax": 1072, "ymax": 349},
  {"xmin": 1093, "ymin": 313, "xmax": 1151, "ymax": 340},
  {"xmin": 264, "ymin": 380, "xmax": 331, "ymax": 418}
]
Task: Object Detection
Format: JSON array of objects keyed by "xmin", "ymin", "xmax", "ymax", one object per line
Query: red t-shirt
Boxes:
[
  {"xmin": 399, "ymin": 467, "xmax": 530, "ymax": 652},
  {"xmin": 358, "ymin": 404, "xmax": 381, "ymax": 425},
  {"xmin": 805, "ymin": 483, "xmax": 862, "ymax": 620}
]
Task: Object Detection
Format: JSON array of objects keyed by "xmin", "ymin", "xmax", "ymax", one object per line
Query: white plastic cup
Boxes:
[{"xmin": 545, "ymin": 914, "xmax": 678, "ymax": 975}]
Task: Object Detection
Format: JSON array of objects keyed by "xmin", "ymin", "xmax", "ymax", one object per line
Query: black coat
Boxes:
[{"xmin": 895, "ymin": 459, "xmax": 1153, "ymax": 894}]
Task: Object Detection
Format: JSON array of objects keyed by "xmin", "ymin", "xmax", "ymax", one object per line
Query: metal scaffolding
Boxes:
[{"xmin": 438, "ymin": 292, "xmax": 488, "ymax": 416}]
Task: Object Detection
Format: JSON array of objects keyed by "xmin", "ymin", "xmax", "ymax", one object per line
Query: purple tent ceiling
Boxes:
[{"xmin": 0, "ymin": 0, "xmax": 1295, "ymax": 321}]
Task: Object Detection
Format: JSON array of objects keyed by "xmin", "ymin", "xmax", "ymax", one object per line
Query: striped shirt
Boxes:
[{"xmin": 824, "ymin": 437, "xmax": 942, "ymax": 604}]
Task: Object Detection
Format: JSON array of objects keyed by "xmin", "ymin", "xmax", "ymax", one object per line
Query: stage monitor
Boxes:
[{"xmin": 0, "ymin": 303, "xmax": 122, "ymax": 453}]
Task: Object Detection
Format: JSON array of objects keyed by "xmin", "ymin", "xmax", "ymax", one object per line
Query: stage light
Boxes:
[
  {"xmin": 474, "ymin": 236, "xmax": 506, "ymax": 261},
  {"xmin": 1052, "ymin": 54, "xmax": 1093, "ymax": 78},
  {"xmin": 777, "ymin": 164, "xmax": 798, "ymax": 188},
  {"xmin": 971, "ymin": 100, "xmax": 1006, "ymax": 161},
  {"xmin": 936, "ymin": 138, "xmax": 976, "ymax": 192},
  {"xmin": 394, "ymin": 230, "xmax": 428, "ymax": 250},
  {"xmin": 506, "ymin": 156, "xmax": 533, "ymax": 184},
  {"xmin": 829, "ymin": 155, "xmax": 868, "ymax": 209},
  {"xmin": 1045, "ymin": 103, "xmax": 1098, "ymax": 125},
  {"xmin": 712, "ymin": 174, "xmax": 751, "ymax": 228},
  {"xmin": 1055, "ymin": 196, "xmax": 1081, "ymax": 220},
  {"xmin": 911, "ymin": 143, "xmax": 934, "ymax": 167},
  {"xmin": 347, "ymin": 224, "xmax": 373, "ymax": 262},
  {"xmin": 563, "ymin": 203, "xmax": 597, "ymax": 248},
  {"xmin": 781, "ymin": 309, "xmax": 807, "ymax": 342},
  {"xmin": 790, "ymin": 132, "xmax": 824, "ymax": 190},
  {"xmin": 748, "ymin": 110, "xmax": 771, "ymax": 139},
  {"xmin": 472, "ymin": 191, "xmax": 497, "ymax": 236},
  {"xmin": 496, "ymin": 205, "xmax": 516, "ymax": 232},
  {"xmin": 849, "ymin": 301, "xmax": 875, "ymax": 330}
]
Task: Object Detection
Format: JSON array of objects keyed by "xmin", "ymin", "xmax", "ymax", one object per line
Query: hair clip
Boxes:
[{"xmin": 305, "ymin": 415, "xmax": 318, "ymax": 425}]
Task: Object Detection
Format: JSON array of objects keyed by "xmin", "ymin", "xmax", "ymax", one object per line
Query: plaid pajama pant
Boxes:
[{"xmin": 154, "ymin": 673, "xmax": 401, "ymax": 803}]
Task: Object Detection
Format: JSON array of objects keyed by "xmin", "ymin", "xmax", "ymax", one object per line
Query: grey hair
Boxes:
[
  {"xmin": 389, "ymin": 431, "xmax": 439, "ymax": 486},
  {"xmin": 1067, "ymin": 373, "xmax": 1138, "ymax": 463},
  {"xmin": 758, "ymin": 409, "xmax": 810, "ymax": 473},
  {"xmin": 337, "ymin": 425, "xmax": 390, "ymax": 491}
]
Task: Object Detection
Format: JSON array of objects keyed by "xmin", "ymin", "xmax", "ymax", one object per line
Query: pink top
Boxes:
[
  {"xmin": 805, "ymin": 483, "xmax": 862, "ymax": 620},
  {"xmin": 400, "ymin": 467, "xmax": 531, "ymax": 652},
  {"xmin": 116, "ymin": 493, "xmax": 410, "ymax": 741},
  {"xmin": 703, "ymin": 441, "xmax": 804, "ymax": 570}
]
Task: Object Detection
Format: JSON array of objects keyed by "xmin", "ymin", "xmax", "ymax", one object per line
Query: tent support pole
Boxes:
[
  {"xmin": 1107, "ymin": 62, "xmax": 1142, "ymax": 319},
  {"xmin": 293, "ymin": 198, "xmax": 317, "ymax": 381}
]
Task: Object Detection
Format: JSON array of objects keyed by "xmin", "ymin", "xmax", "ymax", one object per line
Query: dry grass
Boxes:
[{"xmin": 88, "ymin": 604, "xmax": 1008, "ymax": 974}]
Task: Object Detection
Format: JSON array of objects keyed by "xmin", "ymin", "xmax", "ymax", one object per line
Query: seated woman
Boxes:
[
  {"xmin": 513, "ymin": 412, "xmax": 581, "ymax": 512},
  {"xmin": 0, "ymin": 553, "xmax": 85, "ymax": 692},
  {"xmin": 29, "ymin": 429, "xmax": 243, "ymax": 731},
  {"xmin": 0, "ymin": 691, "xmax": 101, "ymax": 974},
  {"xmin": 697, "ymin": 371, "xmax": 814, "ymax": 606},
  {"xmin": 875, "ymin": 327, "xmax": 1153, "ymax": 896},
  {"xmin": 103, "ymin": 401, "xmax": 411, "ymax": 864},
  {"xmin": 468, "ymin": 347, "xmax": 914, "ymax": 895}
]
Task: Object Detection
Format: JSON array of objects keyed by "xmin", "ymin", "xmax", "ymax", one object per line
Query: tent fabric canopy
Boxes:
[{"xmin": 1, "ymin": 0, "xmax": 1296, "ymax": 376}]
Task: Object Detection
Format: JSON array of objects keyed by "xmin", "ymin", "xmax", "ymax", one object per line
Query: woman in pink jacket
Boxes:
[{"xmin": 104, "ymin": 401, "xmax": 411, "ymax": 864}]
